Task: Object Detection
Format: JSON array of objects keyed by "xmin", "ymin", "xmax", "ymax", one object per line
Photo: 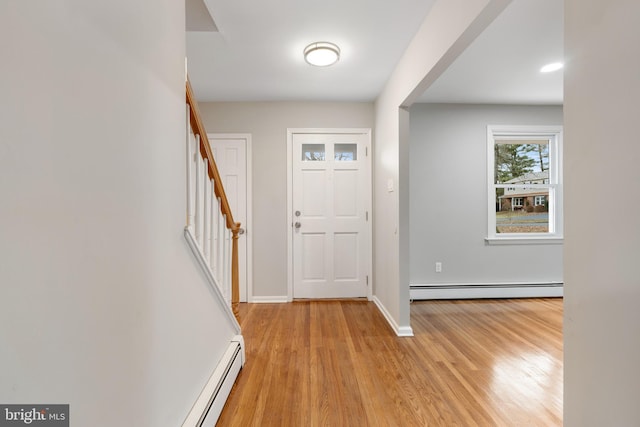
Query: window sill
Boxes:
[{"xmin": 485, "ymin": 236, "xmax": 563, "ymax": 245}]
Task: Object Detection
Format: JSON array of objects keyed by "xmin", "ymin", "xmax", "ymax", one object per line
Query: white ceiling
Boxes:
[
  {"xmin": 186, "ymin": 0, "xmax": 564, "ymax": 105},
  {"xmin": 419, "ymin": 0, "xmax": 563, "ymax": 104}
]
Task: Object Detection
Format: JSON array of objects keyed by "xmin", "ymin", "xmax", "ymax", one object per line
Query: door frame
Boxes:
[
  {"xmin": 208, "ymin": 133, "xmax": 253, "ymax": 303},
  {"xmin": 286, "ymin": 128, "xmax": 373, "ymax": 302}
]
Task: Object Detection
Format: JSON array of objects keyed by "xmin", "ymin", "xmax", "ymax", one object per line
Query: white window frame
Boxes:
[
  {"xmin": 534, "ymin": 195, "xmax": 546, "ymax": 206},
  {"xmin": 486, "ymin": 125, "xmax": 563, "ymax": 245}
]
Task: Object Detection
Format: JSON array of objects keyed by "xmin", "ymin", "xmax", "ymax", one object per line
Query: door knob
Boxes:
[{"xmin": 294, "ymin": 222, "xmax": 301, "ymax": 229}]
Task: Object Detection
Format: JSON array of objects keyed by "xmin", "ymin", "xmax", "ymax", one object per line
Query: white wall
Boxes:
[
  {"xmin": 373, "ymin": 0, "xmax": 511, "ymax": 333},
  {"xmin": 0, "ymin": 2, "xmax": 237, "ymax": 425},
  {"xmin": 410, "ymin": 103, "xmax": 563, "ymax": 286},
  {"xmin": 199, "ymin": 102, "xmax": 374, "ymax": 299},
  {"xmin": 564, "ymin": 0, "xmax": 640, "ymax": 425}
]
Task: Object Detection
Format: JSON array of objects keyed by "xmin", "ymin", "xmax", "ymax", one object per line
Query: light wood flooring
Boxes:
[{"xmin": 217, "ymin": 298, "xmax": 563, "ymax": 426}]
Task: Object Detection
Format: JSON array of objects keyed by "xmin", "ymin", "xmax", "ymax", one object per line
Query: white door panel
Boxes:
[
  {"xmin": 334, "ymin": 170, "xmax": 358, "ymax": 216},
  {"xmin": 292, "ymin": 132, "xmax": 369, "ymax": 299},
  {"xmin": 301, "ymin": 170, "xmax": 328, "ymax": 217},
  {"xmin": 302, "ymin": 233, "xmax": 327, "ymax": 280},
  {"xmin": 334, "ymin": 232, "xmax": 359, "ymax": 279}
]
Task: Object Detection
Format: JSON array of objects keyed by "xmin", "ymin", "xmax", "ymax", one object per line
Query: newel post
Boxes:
[{"xmin": 231, "ymin": 223, "xmax": 241, "ymax": 322}]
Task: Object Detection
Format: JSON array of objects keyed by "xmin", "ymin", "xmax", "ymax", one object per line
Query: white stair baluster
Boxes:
[
  {"xmin": 185, "ymin": 105, "xmax": 194, "ymax": 229},
  {"xmin": 212, "ymin": 180, "xmax": 218, "ymax": 275},
  {"xmin": 211, "ymin": 196, "xmax": 219, "ymax": 274},
  {"xmin": 212, "ymin": 201, "xmax": 217, "ymax": 276},
  {"xmin": 224, "ymin": 225, "xmax": 231, "ymax": 305},
  {"xmin": 203, "ymin": 160, "xmax": 211, "ymax": 260},
  {"xmin": 219, "ymin": 212, "xmax": 227, "ymax": 299},
  {"xmin": 217, "ymin": 201, "xmax": 224, "ymax": 283},
  {"xmin": 194, "ymin": 135, "xmax": 202, "ymax": 247}
]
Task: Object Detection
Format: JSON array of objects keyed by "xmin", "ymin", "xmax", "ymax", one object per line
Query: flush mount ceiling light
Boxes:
[
  {"xmin": 304, "ymin": 42, "xmax": 340, "ymax": 67},
  {"xmin": 540, "ymin": 62, "xmax": 564, "ymax": 73}
]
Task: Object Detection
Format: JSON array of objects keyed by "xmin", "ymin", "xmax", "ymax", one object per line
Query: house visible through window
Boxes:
[{"xmin": 487, "ymin": 125, "xmax": 563, "ymax": 243}]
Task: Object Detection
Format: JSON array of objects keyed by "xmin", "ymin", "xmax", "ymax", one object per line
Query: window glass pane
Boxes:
[
  {"xmin": 334, "ymin": 143, "xmax": 357, "ymax": 161},
  {"xmin": 494, "ymin": 140, "xmax": 549, "ymax": 184},
  {"xmin": 302, "ymin": 144, "xmax": 325, "ymax": 161},
  {"xmin": 496, "ymin": 188, "xmax": 549, "ymax": 233}
]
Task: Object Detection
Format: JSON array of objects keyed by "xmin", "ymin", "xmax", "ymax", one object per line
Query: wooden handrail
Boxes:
[
  {"xmin": 186, "ymin": 77, "xmax": 241, "ymax": 320},
  {"xmin": 186, "ymin": 78, "xmax": 240, "ymax": 233}
]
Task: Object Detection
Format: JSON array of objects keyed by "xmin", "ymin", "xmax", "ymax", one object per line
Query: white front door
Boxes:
[
  {"xmin": 209, "ymin": 134, "xmax": 251, "ymax": 302},
  {"xmin": 291, "ymin": 131, "xmax": 370, "ymax": 299}
]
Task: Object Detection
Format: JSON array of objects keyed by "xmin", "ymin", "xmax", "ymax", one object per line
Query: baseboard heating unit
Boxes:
[
  {"xmin": 182, "ymin": 336, "xmax": 245, "ymax": 427},
  {"xmin": 410, "ymin": 282, "xmax": 563, "ymax": 300}
]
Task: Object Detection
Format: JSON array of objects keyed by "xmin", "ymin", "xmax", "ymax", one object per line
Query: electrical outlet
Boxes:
[{"xmin": 435, "ymin": 262, "xmax": 442, "ymax": 273}]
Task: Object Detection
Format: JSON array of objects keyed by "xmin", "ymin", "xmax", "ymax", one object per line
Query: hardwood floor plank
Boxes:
[{"xmin": 217, "ymin": 298, "xmax": 563, "ymax": 426}]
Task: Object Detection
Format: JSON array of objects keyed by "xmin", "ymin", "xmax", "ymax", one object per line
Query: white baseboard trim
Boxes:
[
  {"xmin": 372, "ymin": 296, "xmax": 414, "ymax": 337},
  {"xmin": 410, "ymin": 282, "xmax": 563, "ymax": 300},
  {"xmin": 182, "ymin": 335, "xmax": 245, "ymax": 427},
  {"xmin": 249, "ymin": 296, "xmax": 289, "ymax": 303}
]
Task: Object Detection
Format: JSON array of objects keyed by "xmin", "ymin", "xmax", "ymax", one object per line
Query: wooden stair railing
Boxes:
[{"xmin": 186, "ymin": 77, "xmax": 241, "ymax": 321}]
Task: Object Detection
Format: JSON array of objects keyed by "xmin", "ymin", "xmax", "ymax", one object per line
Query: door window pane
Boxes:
[
  {"xmin": 302, "ymin": 144, "xmax": 325, "ymax": 161},
  {"xmin": 334, "ymin": 144, "xmax": 357, "ymax": 161}
]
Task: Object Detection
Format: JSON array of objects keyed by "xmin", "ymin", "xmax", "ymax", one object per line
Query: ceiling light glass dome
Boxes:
[{"xmin": 304, "ymin": 42, "xmax": 340, "ymax": 67}]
